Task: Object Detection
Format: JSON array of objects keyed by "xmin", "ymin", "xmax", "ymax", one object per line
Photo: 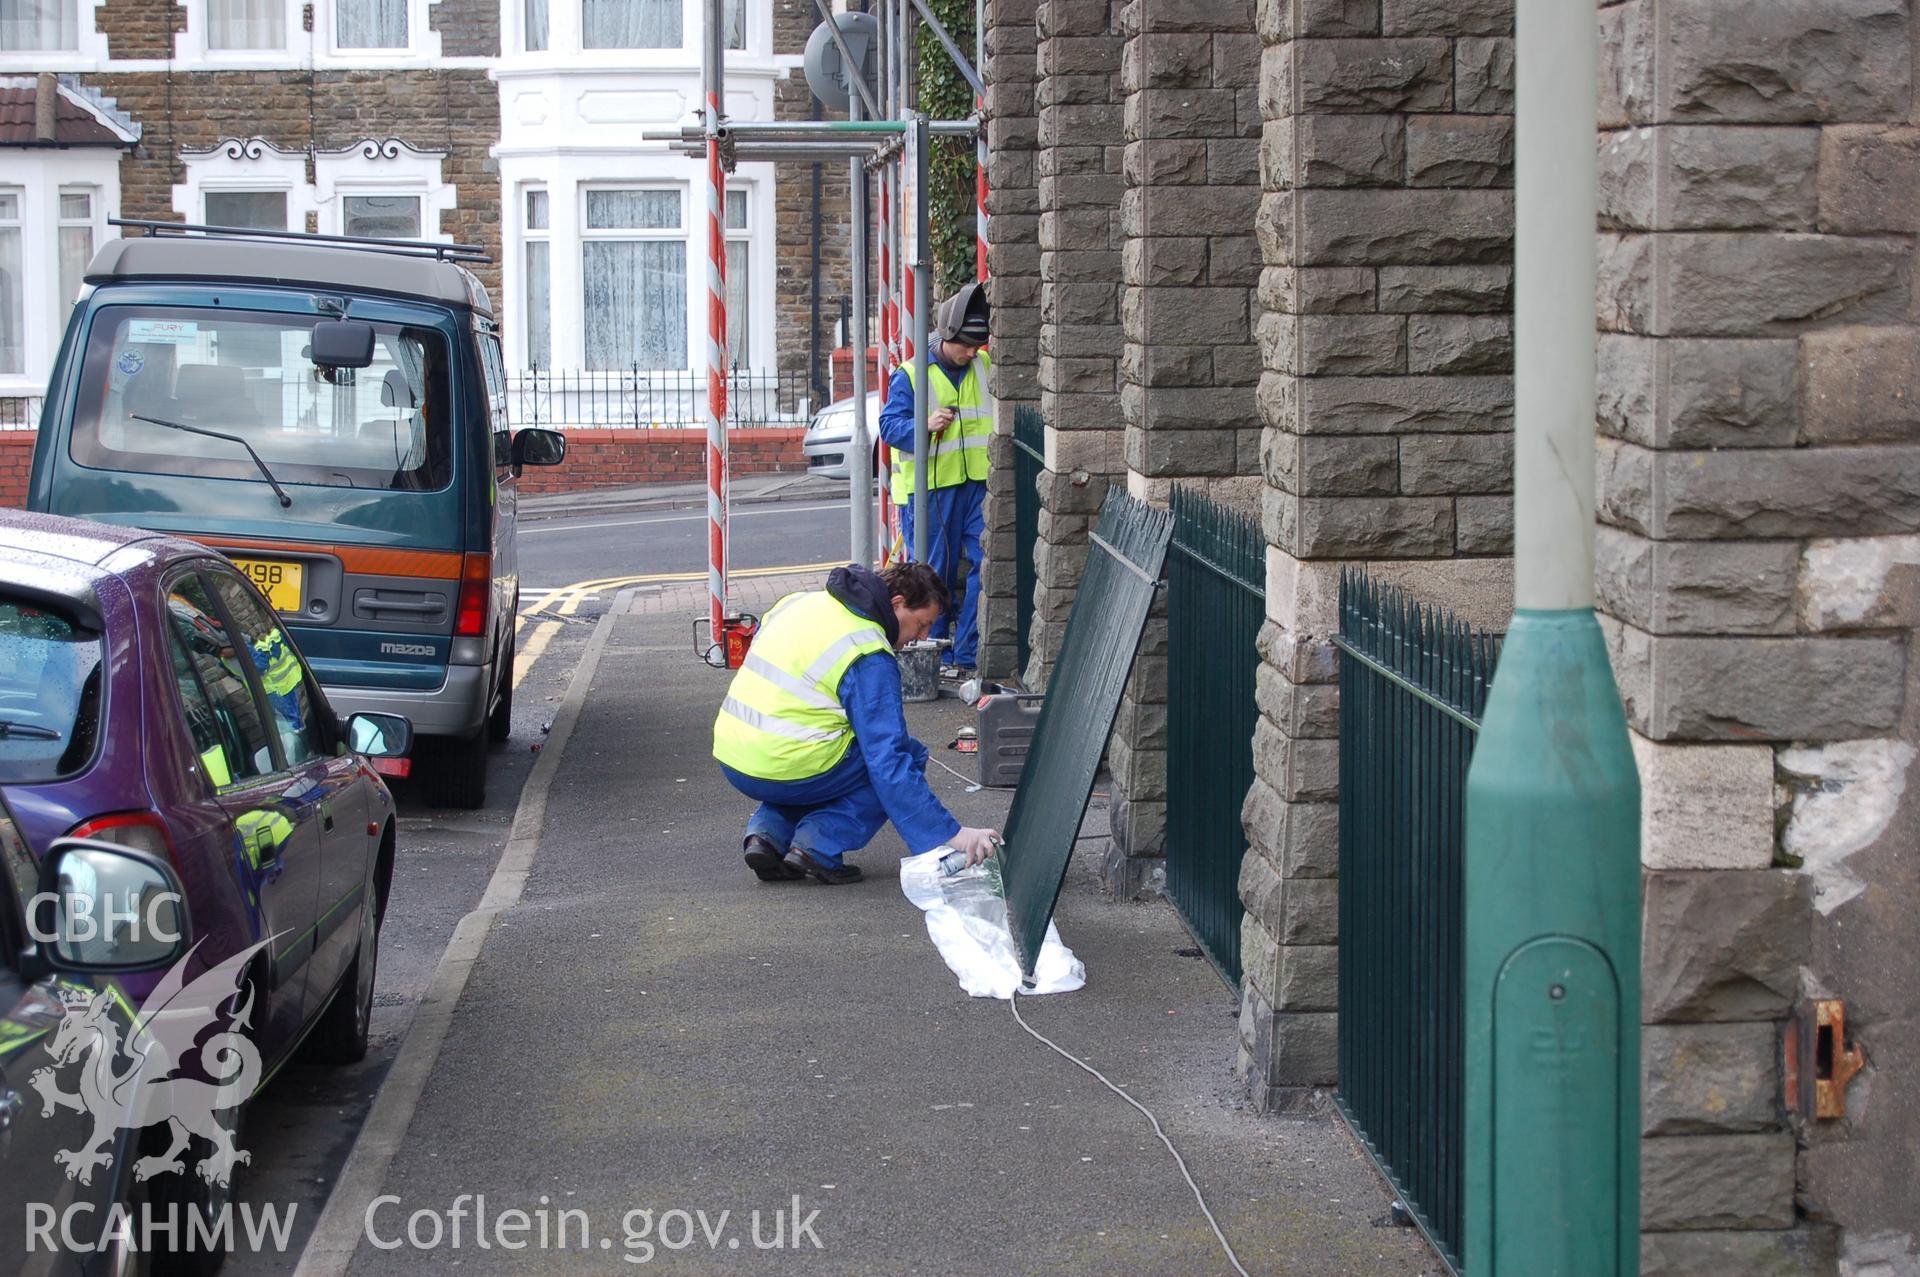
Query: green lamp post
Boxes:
[{"xmin": 1461, "ymin": 3, "xmax": 1642, "ymax": 1274}]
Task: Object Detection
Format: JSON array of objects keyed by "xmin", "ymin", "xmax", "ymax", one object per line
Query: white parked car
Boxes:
[{"xmin": 801, "ymin": 392, "xmax": 885, "ymax": 481}]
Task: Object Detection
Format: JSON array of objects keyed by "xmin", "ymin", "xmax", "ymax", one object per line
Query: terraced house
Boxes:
[{"xmin": 0, "ymin": 0, "xmax": 851, "ymax": 451}]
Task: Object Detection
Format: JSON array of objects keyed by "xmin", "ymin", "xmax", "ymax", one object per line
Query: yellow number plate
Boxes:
[{"xmin": 234, "ymin": 559, "xmax": 304, "ymax": 613}]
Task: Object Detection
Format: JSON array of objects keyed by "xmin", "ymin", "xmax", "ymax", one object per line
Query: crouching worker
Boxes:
[{"xmin": 713, "ymin": 561, "xmax": 1001, "ymax": 884}]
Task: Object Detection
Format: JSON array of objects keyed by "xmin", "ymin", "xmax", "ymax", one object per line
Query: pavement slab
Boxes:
[{"xmin": 344, "ymin": 604, "xmax": 1439, "ymax": 1276}]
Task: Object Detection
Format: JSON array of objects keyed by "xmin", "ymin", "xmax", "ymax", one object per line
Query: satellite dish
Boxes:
[{"xmin": 803, "ymin": 13, "xmax": 879, "ymax": 113}]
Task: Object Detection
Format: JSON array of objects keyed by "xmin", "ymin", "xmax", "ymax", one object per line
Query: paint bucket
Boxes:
[{"xmin": 899, "ymin": 640, "xmax": 940, "ymax": 701}]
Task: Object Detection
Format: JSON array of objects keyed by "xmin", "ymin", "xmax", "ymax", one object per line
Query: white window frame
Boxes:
[
  {"xmin": 0, "ymin": 0, "xmax": 110, "ymax": 69},
  {"xmin": 324, "ymin": 0, "xmax": 433, "ymax": 59},
  {"xmin": 510, "ymin": 0, "xmax": 762, "ymax": 59},
  {"xmin": 0, "ymin": 149, "xmax": 121, "ymax": 398},
  {"xmin": 177, "ymin": 0, "xmax": 301, "ymax": 65},
  {"xmin": 0, "ymin": 186, "xmax": 23, "ymax": 379},
  {"xmin": 55, "ymin": 183, "xmax": 102, "ymax": 316},
  {"xmin": 315, "ymin": 142, "xmax": 454, "ymax": 240},
  {"xmin": 578, "ymin": 183, "xmax": 688, "ymax": 372},
  {"xmin": 520, "ymin": 183, "xmax": 551, "ymax": 369},
  {"xmin": 175, "ymin": 141, "xmax": 313, "ymax": 231},
  {"xmin": 723, "ymin": 184, "xmax": 749, "ymax": 368}
]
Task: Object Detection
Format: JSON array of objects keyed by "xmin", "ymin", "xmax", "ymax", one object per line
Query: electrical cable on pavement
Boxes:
[{"xmin": 1006, "ymin": 997, "xmax": 1253, "ymax": 1277}]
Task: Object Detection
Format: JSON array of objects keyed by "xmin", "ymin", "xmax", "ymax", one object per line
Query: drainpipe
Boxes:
[{"xmin": 1461, "ymin": 3, "xmax": 1642, "ymax": 1274}]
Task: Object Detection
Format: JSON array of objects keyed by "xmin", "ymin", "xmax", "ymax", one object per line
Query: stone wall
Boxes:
[
  {"xmin": 1239, "ymin": 0, "xmax": 1518, "ymax": 1111},
  {"xmin": 1101, "ymin": 0, "xmax": 1262, "ymax": 890},
  {"xmin": 1028, "ymin": 0, "xmax": 1127, "ymax": 689},
  {"xmin": 1596, "ymin": 1, "xmax": 1917, "ymax": 1268},
  {"xmin": 978, "ymin": 0, "xmax": 1041, "ymax": 681}
]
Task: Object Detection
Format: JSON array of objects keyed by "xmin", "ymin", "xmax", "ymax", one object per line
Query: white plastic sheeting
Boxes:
[{"xmin": 899, "ymin": 848, "xmax": 1085, "ymax": 999}]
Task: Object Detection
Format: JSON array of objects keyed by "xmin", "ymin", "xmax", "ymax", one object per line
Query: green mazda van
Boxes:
[{"xmin": 27, "ymin": 222, "xmax": 567, "ymax": 808}]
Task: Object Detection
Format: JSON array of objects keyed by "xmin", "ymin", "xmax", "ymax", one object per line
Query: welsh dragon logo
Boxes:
[{"xmin": 28, "ymin": 938, "xmax": 273, "ymax": 1188}]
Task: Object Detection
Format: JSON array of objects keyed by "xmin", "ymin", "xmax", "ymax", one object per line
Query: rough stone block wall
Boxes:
[
  {"xmin": 1239, "ymin": 0, "xmax": 1517, "ymax": 1111},
  {"xmin": 433, "ymin": 0, "xmax": 501, "ymax": 58},
  {"xmin": 98, "ymin": 71, "xmax": 504, "ymax": 302},
  {"xmin": 1596, "ymin": 1, "xmax": 1917, "ymax": 1268},
  {"xmin": 1027, "ymin": 0, "xmax": 1127, "ymax": 690},
  {"xmin": 1100, "ymin": 0, "xmax": 1261, "ymax": 890},
  {"xmin": 773, "ymin": 0, "xmax": 852, "ymax": 387},
  {"xmin": 979, "ymin": 0, "xmax": 1041, "ymax": 680}
]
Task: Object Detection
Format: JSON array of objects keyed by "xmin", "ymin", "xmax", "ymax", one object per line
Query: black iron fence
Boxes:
[
  {"xmin": 1165, "ymin": 485, "xmax": 1263, "ymax": 987},
  {"xmin": 0, "ymin": 397, "xmax": 43, "ymax": 431},
  {"xmin": 1333, "ymin": 570, "xmax": 1500, "ymax": 1274},
  {"xmin": 1012, "ymin": 405, "xmax": 1044, "ymax": 675},
  {"xmin": 509, "ymin": 368, "xmax": 814, "ymax": 430}
]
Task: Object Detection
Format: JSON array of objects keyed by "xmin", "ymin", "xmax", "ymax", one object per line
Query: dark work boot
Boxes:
[
  {"xmin": 744, "ymin": 834, "xmax": 804, "ymax": 882},
  {"xmin": 783, "ymin": 847, "xmax": 864, "ymax": 885}
]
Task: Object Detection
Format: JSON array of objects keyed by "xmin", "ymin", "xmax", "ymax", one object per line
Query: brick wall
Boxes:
[
  {"xmin": 513, "ymin": 428, "xmax": 807, "ymax": 493},
  {"xmin": 434, "ymin": 0, "xmax": 501, "ymax": 57},
  {"xmin": 1595, "ymin": 1, "xmax": 1917, "ymax": 1268},
  {"xmin": 1241, "ymin": 0, "xmax": 1518, "ymax": 1112},
  {"xmin": 0, "ymin": 434, "xmax": 34, "ymax": 508}
]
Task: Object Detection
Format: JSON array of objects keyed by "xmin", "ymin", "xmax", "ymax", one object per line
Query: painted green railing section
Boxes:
[
  {"xmin": 1334, "ymin": 570, "xmax": 1501, "ymax": 1275},
  {"xmin": 1002, "ymin": 491, "xmax": 1174, "ymax": 979},
  {"xmin": 1165, "ymin": 486, "xmax": 1263, "ymax": 988},
  {"xmin": 1011, "ymin": 405, "xmax": 1044, "ymax": 676}
]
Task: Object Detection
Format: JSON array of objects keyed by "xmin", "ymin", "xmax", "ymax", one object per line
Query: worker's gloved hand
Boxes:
[
  {"xmin": 930, "ymin": 407, "xmax": 957, "ymax": 433},
  {"xmin": 951, "ymin": 826, "xmax": 1001, "ymax": 867}
]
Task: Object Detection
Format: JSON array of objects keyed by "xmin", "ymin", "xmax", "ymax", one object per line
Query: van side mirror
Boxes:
[
  {"xmin": 344, "ymin": 711, "xmax": 413, "ymax": 759},
  {"xmin": 511, "ymin": 428, "xmax": 566, "ymax": 468},
  {"xmin": 311, "ymin": 320, "xmax": 376, "ymax": 369}
]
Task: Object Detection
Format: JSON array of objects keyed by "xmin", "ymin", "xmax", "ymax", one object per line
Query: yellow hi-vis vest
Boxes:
[
  {"xmin": 711, "ymin": 590, "xmax": 894, "ymax": 781},
  {"xmin": 890, "ymin": 350, "xmax": 993, "ymax": 505}
]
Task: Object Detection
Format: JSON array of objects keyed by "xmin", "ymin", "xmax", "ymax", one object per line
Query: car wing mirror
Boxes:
[
  {"xmin": 34, "ymin": 838, "xmax": 192, "ymax": 974},
  {"xmin": 346, "ymin": 711, "xmax": 414, "ymax": 760}
]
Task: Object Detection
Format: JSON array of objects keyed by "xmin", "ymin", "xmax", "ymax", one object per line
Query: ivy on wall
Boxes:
[{"xmin": 916, "ymin": 0, "xmax": 979, "ymax": 301}]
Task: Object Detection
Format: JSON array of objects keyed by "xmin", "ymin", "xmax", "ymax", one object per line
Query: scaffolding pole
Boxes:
[{"xmin": 703, "ymin": 0, "xmax": 729, "ymax": 654}]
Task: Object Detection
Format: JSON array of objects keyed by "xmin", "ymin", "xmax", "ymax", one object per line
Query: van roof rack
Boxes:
[{"xmin": 110, "ymin": 218, "xmax": 491, "ymax": 265}]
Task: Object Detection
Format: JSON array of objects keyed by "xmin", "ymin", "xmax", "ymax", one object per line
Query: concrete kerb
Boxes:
[{"xmin": 290, "ymin": 586, "xmax": 635, "ymax": 1277}]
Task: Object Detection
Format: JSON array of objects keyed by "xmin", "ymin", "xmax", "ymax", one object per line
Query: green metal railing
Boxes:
[
  {"xmin": 1334, "ymin": 570, "xmax": 1501, "ymax": 1275},
  {"xmin": 1165, "ymin": 486, "xmax": 1263, "ymax": 988},
  {"xmin": 1012, "ymin": 405, "xmax": 1044, "ymax": 675}
]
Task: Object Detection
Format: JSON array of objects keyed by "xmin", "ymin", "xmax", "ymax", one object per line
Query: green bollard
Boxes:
[{"xmin": 1463, "ymin": 608, "xmax": 1640, "ymax": 1275}]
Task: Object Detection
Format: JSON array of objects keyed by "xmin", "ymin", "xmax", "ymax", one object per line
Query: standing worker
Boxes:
[
  {"xmin": 713, "ymin": 561, "xmax": 1001, "ymax": 884},
  {"xmin": 878, "ymin": 282, "xmax": 992, "ymax": 680}
]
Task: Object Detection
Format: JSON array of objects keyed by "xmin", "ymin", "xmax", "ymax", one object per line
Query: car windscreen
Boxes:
[
  {"xmin": 0, "ymin": 597, "xmax": 103, "ymax": 784},
  {"xmin": 69, "ymin": 306, "xmax": 454, "ymax": 494}
]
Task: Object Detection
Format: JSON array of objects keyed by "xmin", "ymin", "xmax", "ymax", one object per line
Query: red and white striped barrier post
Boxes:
[{"xmin": 705, "ymin": 92, "xmax": 729, "ymax": 647}]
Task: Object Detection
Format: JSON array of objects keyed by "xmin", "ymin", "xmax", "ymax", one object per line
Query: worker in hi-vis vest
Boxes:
[
  {"xmin": 877, "ymin": 282, "xmax": 992, "ymax": 679},
  {"xmin": 713, "ymin": 562, "xmax": 1001, "ymax": 885}
]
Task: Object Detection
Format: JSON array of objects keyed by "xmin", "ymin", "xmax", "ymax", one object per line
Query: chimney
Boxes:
[{"xmin": 35, "ymin": 73, "xmax": 57, "ymax": 144}]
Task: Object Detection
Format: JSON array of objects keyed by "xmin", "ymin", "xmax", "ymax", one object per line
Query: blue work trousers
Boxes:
[
  {"xmin": 719, "ymin": 750, "xmax": 890, "ymax": 869},
  {"xmin": 898, "ymin": 479, "xmax": 985, "ymax": 668}
]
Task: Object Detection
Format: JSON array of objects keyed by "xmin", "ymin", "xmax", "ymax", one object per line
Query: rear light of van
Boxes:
[
  {"xmin": 454, "ymin": 553, "xmax": 492, "ymax": 638},
  {"xmin": 66, "ymin": 811, "xmax": 175, "ymax": 861}
]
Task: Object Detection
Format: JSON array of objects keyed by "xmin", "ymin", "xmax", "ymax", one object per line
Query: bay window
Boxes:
[
  {"xmin": 57, "ymin": 188, "xmax": 95, "ymax": 319},
  {"xmin": 336, "ymin": 0, "xmax": 407, "ymax": 48},
  {"xmin": 342, "ymin": 193, "xmax": 422, "ymax": 239},
  {"xmin": 581, "ymin": 0, "xmax": 677, "ymax": 49},
  {"xmin": 206, "ymin": 0, "xmax": 285, "ymax": 49},
  {"xmin": 204, "ymin": 189, "xmax": 289, "ymax": 230},
  {"xmin": 524, "ymin": 188, "xmax": 551, "ymax": 368},
  {"xmin": 0, "ymin": 191, "xmax": 21, "ymax": 376},
  {"xmin": 0, "ymin": 0, "xmax": 76, "ymax": 51}
]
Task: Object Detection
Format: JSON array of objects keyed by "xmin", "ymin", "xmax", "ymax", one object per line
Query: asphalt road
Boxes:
[
  {"xmin": 223, "ymin": 496, "xmax": 856, "ymax": 1273},
  {"xmin": 517, "ymin": 492, "xmax": 859, "ymax": 585}
]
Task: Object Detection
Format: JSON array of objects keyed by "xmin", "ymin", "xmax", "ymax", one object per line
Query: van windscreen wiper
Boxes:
[
  {"xmin": 0, "ymin": 719, "xmax": 61, "ymax": 740},
  {"xmin": 133, "ymin": 414, "xmax": 294, "ymax": 508}
]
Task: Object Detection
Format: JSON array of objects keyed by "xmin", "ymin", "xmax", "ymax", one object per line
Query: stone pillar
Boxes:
[
  {"xmin": 1100, "ymin": 0, "xmax": 1262, "ymax": 892},
  {"xmin": 1029, "ymin": 0, "xmax": 1127, "ymax": 690},
  {"xmin": 1238, "ymin": 0, "xmax": 1518, "ymax": 1111},
  {"xmin": 980, "ymin": 0, "xmax": 1041, "ymax": 681},
  {"xmin": 1595, "ymin": 2, "xmax": 1915, "ymax": 1267}
]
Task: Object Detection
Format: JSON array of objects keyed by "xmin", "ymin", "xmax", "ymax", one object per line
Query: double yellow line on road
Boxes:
[{"xmin": 510, "ymin": 561, "xmax": 843, "ymax": 689}]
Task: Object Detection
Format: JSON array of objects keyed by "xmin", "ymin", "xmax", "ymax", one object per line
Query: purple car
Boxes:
[{"xmin": 0, "ymin": 508, "xmax": 410, "ymax": 1270}]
